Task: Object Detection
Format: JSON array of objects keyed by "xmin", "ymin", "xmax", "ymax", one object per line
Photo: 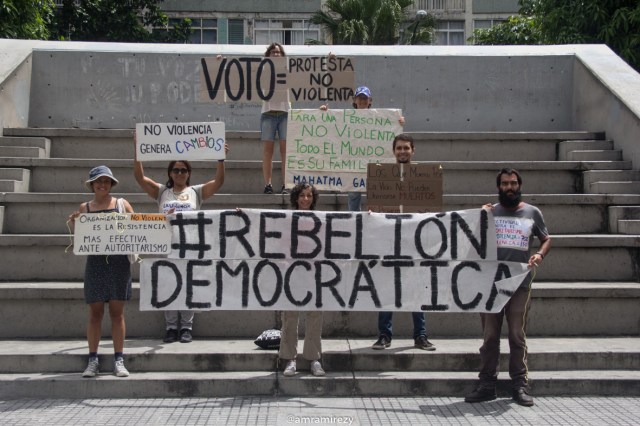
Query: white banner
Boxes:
[
  {"xmin": 285, "ymin": 109, "xmax": 402, "ymax": 191},
  {"xmin": 73, "ymin": 213, "xmax": 172, "ymax": 255},
  {"xmin": 139, "ymin": 208, "xmax": 531, "ymax": 313},
  {"xmin": 135, "ymin": 122, "xmax": 225, "ymax": 161}
]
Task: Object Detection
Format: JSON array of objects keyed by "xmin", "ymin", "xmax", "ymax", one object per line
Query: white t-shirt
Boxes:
[{"xmin": 157, "ymin": 184, "xmax": 204, "ymax": 213}]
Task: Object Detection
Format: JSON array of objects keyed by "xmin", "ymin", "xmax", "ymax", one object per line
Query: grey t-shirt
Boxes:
[{"xmin": 492, "ymin": 202, "xmax": 549, "ymax": 263}]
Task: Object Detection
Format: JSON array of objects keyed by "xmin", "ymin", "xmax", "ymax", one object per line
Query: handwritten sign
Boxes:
[
  {"xmin": 198, "ymin": 56, "xmax": 355, "ymax": 103},
  {"xmin": 139, "ymin": 208, "xmax": 531, "ymax": 313},
  {"xmin": 285, "ymin": 109, "xmax": 403, "ymax": 191},
  {"xmin": 135, "ymin": 122, "xmax": 225, "ymax": 161},
  {"xmin": 73, "ymin": 213, "xmax": 172, "ymax": 255},
  {"xmin": 367, "ymin": 163, "xmax": 444, "ymax": 213}
]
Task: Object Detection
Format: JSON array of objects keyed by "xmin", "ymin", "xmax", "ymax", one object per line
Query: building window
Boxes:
[
  {"xmin": 228, "ymin": 19, "xmax": 245, "ymax": 44},
  {"xmin": 186, "ymin": 19, "xmax": 218, "ymax": 44},
  {"xmin": 254, "ymin": 19, "xmax": 320, "ymax": 45},
  {"xmin": 435, "ymin": 20, "xmax": 465, "ymax": 45},
  {"xmin": 474, "ymin": 19, "xmax": 505, "ymax": 30}
]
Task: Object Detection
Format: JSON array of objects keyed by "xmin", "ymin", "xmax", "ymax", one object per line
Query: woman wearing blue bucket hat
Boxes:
[{"xmin": 68, "ymin": 165, "xmax": 134, "ymax": 378}]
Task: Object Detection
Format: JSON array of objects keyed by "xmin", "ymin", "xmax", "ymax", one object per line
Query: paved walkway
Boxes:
[{"xmin": 1, "ymin": 396, "xmax": 638, "ymax": 425}]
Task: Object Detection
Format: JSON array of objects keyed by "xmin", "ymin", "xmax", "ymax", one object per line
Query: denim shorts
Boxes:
[{"xmin": 260, "ymin": 111, "xmax": 288, "ymax": 141}]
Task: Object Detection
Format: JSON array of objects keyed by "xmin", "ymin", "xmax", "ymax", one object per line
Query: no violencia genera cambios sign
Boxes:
[{"xmin": 135, "ymin": 122, "xmax": 226, "ymax": 161}]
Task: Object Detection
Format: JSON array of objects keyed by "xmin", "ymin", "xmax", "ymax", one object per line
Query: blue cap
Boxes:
[
  {"xmin": 85, "ymin": 165, "xmax": 118, "ymax": 190},
  {"xmin": 354, "ymin": 86, "xmax": 372, "ymax": 98}
]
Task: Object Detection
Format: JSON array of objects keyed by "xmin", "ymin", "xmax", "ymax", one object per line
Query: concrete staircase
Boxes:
[{"xmin": 0, "ymin": 128, "xmax": 638, "ymax": 398}]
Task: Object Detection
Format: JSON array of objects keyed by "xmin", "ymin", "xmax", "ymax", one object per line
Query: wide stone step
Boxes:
[
  {"xmin": 0, "ymin": 157, "xmax": 633, "ymax": 194},
  {"xmin": 1, "ymin": 370, "xmax": 638, "ymax": 398},
  {"xmin": 0, "ymin": 167, "xmax": 30, "ymax": 192},
  {"xmin": 619, "ymin": 220, "xmax": 640, "ymax": 235},
  {"xmin": 4, "ymin": 193, "xmax": 640, "ymax": 235},
  {"xmin": 0, "ymin": 146, "xmax": 45, "ymax": 158},
  {"xmin": 582, "ymin": 169, "xmax": 640, "ymax": 192},
  {"xmin": 0, "ymin": 136, "xmax": 51, "ymax": 152},
  {"xmin": 2, "ymin": 128, "xmax": 603, "ymax": 162},
  {"xmin": 557, "ymin": 139, "xmax": 613, "ymax": 160},
  {"xmin": 2, "ymin": 232, "xmax": 639, "ymax": 281},
  {"xmin": 0, "ymin": 283, "xmax": 638, "ymax": 338},
  {"xmin": 590, "ymin": 181, "xmax": 640, "ymax": 194},
  {"xmin": 0, "ymin": 179, "xmax": 27, "ymax": 192},
  {"xmin": 566, "ymin": 150, "xmax": 623, "ymax": 161},
  {"xmin": 0, "ymin": 337, "xmax": 637, "ymax": 398}
]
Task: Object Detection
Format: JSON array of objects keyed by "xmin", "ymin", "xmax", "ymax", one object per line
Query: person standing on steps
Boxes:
[
  {"xmin": 68, "ymin": 165, "xmax": 134, "ymax": 378},
  {"xmin": 321, "ymin": 85, "xmax": 404, "ymax": 211},
  {"xmin": 279, "ymin": 182, "xmax": 326, "ymax": 377},
  {"xmin": 261, "ymin": 42, "xmax": 290, "ymax": 195},
  {"xmin": 370, "ymin": 134, "xmax": 436, "ymax": 352},
  {"xmin": 464, "ymin": 168, "xmax": 551, "ymax": 407},
  {"xmin": 133, "ymin": 132, "xmax": 228, "ymax": 344}
]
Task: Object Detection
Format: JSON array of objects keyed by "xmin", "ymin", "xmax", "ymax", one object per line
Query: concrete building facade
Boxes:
[{"xmin": 152, "ymin": 0, "xmax": 520, "ymax": 46}]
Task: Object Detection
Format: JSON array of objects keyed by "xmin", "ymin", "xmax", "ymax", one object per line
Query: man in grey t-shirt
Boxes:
[{"xmin": 465, "ymin": 168, "xmax": 551, "ymax": 407}]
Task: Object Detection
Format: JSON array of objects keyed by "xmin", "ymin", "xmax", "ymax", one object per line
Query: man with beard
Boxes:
[
  {"xmin": 465, "ymin": 168, "xmax": 551, "ymax": 407},
  {"xmin": 371, "ymin": 134, "xmax": 436, "ymax": 352}
]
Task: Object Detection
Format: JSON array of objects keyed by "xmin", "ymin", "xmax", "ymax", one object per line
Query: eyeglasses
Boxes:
[{"xmin": 171, "ymin": 168, "xmax": 189, "ymax": 174}]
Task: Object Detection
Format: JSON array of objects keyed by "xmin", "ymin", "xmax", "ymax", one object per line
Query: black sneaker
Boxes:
[
  {"xmin": 414, "ymin": 335, "xmax": 436, "ymax": 351},
  {"xmin": 372, "ymin": 335, "xmax": 391, "ymax": 350},
  {"xmin": 464, "ymin": 385, "xmax": 497, "ymax": 403},
  {"xmin": 180, "ymin": 328, "xmax": 193, "ymax": 343},
  {"xmin": 280, "ymin": 185, "xmax": 289, "ymax": 194},
  {"xmin": 512, "ymin": 387, "xmax": 534, "ymax": 406},
  {"xmin": 263, "ymin": 184, "xmax": 273, "ymax": 194},
  {"xmin": 163, "ymin": 329, "xmax": 178, "ymax": 343}
]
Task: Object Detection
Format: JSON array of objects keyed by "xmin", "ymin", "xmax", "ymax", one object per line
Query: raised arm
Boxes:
[
  {"xmin": 201, "ymin": 143, "xmax": 229, "ymax": 200},
  {"xmin": 133, "ymin": 131, "xmax": 161, "ymax": 199}
]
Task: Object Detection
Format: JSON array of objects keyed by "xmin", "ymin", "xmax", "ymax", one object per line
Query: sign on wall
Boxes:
[
  {"xmin": 199, "ymin": 56, "xmax": 355, "ymax": 103},
  {"xmin": 73, "ymin": 213, "xmax": 171, "ymax": 255},
  {"xmin": 135, "ymin": 122, "xmax": 226, "ymax": 161},
  {"xmin": 285, "ymin": 109, "xmax": 403, "ymax": 191},
  {"xmin": 139, "ymin": 208, "xmax": 531, "ymax": 313}
]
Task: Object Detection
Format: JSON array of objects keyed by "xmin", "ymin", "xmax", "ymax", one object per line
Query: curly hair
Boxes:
[
  {"xmin": 289, "ymin": 182, "xmax": 319, "ymax": 210},
  {"xmin": 265, "ymin": 42, "xmax": 286, "ymax": 57}
]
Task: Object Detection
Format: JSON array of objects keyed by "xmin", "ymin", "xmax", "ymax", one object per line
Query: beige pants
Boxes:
[{"xmin": 278, "ymin": 311, "xmax": 323, "ymax": 361}]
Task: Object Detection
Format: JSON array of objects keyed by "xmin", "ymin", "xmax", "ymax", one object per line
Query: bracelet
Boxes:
[
  {"xmin": 535, "ymin": 252, "xmax": 544, "ymax": 259},
  {"xmin": 218, "ymin": 159, "xmax": 225, "ymax": 163}
]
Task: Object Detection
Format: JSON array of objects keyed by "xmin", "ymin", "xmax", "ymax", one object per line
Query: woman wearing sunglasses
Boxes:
[{"xmin": 133, "ymin": 133, "xmax": 228, "ymax": 343}]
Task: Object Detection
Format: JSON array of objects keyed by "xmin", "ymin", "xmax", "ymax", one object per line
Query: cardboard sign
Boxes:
[
  {"xmin": 135, "ymin": 122, "xmax": 225, "ymax": 161},
  {"xmin": 198, "ymin": 56, "xmax": 355, "ymax": 104},
  {"xmin": 73, "ymin": 213, "xmax": 171, "ymax": 255},
  {"xmin": 367, "ymin": 163, "xmax": 444, "ymax": 213},
  {"xmin": 138, "ymin": 208, "xmax": 531, "ymax": 313},
  {"xmin": 285, "ymin": 109, "xmax": 403, "ymax": 191}
]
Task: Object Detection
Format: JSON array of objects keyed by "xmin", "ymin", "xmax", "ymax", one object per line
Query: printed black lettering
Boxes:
[
  {"xmin": 290, "ymin": 212, "xmax": 322, "ymax": 258},
  {"xmin": 419, "ymin": 260, "xmax": 449, "ymax": 311},
  {"xmin": 186, "ymin": 260, "xmax": 212, "ymax": 309},
  {"xmin": 348, "ymin": 260, "xmax": 381, "ymax": 308},
  {"xmin": 151, "ymin": 260, "xmax": 182, "ymax": 308},
  {"xmin": 284, "ymin": 261, "xmax": 313, "ymax": 306},
  {"xmin": 260, "ymin": 212, "xmax": 287, "ymax": 259},
  {"xmin": 451, "ymin": 261, "xmax": 482, "ymax": 310},
  {"xmin": 324, "ymin": 213, "xmax": 352, "ymax": 259},
  {"xmin": 252, "ymin": 259, "xmax": 283, "ymax": 307}
]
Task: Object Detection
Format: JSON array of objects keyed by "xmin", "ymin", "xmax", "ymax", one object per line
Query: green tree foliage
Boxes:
[
  {"xmin": 471, "ymin": 0, "xmax": 640, "ymax": 71},
  {"xmin": 50, "ymin": 0, "xmax": 191, "ymax": 43},
  {"xmin": 310, "ymin": 0, "xmax": 419, "ymax": 45},
  {"xmin": 0, "ymin": 0, "xmax": 55, "ymax": 39},
  {"xmin": 470, "ymin": 16, "xmax": 541, "ymax": 45}
]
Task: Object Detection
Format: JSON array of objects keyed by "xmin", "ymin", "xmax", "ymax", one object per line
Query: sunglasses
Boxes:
[{"xmin": 171, "ymin": 168, "xmax": 189, "ymax": 174}]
